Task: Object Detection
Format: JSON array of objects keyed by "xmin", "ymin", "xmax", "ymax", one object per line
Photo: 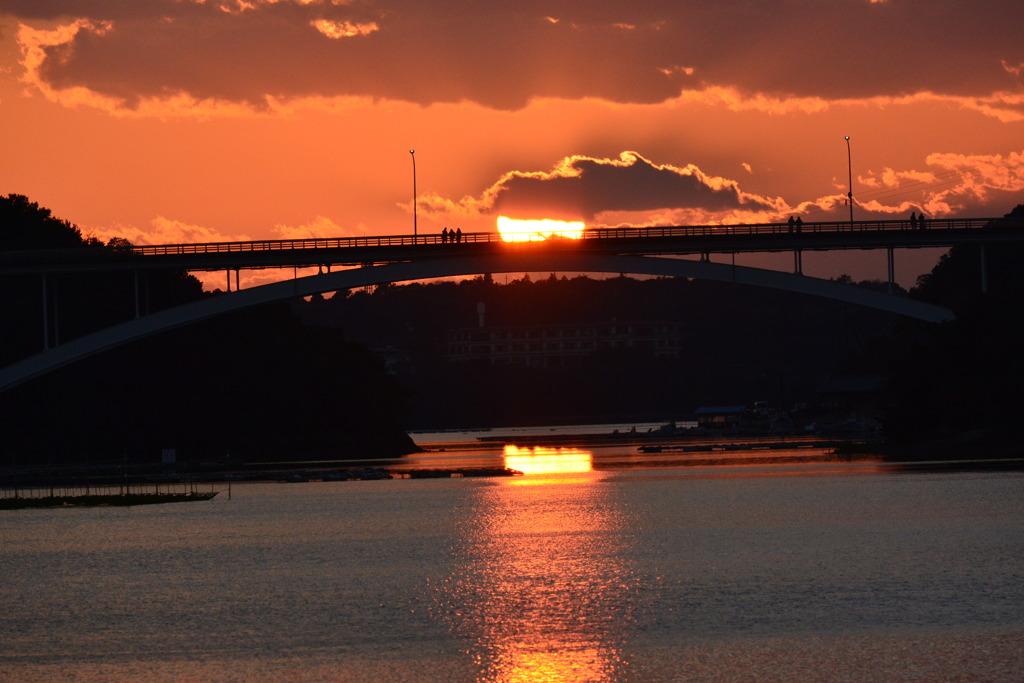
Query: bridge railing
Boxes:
[
  {"xmin": 129, "ymin": 216, "xmax": 1021, "ymax": 256},
  {"xmin": 2, "ymin": 216, "xmax": 1021, "ymax": 267},
  {"xmin": 584, "ymin": 216, "xmax": 1020, "ymax": 238}
]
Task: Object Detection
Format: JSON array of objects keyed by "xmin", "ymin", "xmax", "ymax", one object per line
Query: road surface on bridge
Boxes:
[{"xmin": 1, "ymin": 216, "xmax": 1021, "ymax": 276}]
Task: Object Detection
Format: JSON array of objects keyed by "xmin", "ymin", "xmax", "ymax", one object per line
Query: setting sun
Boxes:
[{"xmin": 497, "ymin": 216, "xmax": 586, "ymax": 242}]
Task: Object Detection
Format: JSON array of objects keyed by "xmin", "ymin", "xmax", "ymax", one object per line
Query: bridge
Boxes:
[{"xmin": 2, "ymin": 216, "xmax": 1021, "ymax": 390}]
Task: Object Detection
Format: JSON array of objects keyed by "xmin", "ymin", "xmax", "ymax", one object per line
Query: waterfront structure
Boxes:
[
  {"xmin": 694, "ymin": 406, "xmax": 748, "ymax": 430},
  {"xmin": 445, "ymin": 320, "xmax": 681, "ymax": 367}
]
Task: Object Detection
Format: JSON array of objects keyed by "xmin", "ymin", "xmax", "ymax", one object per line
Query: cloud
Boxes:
[
  {"xmin": 82, "ymin": 214, "xmax": 344, "ymax": 290},
  {"xmin": 86, "ymin": 214, "xmax": 377, "ymax": 246},
  {"xmin": 311, "ymin": 19, "xmax": 379, "ymax": 39},
  {"xmin": 84, "ymin": 216, "xmax": 252, "ymax": 246},
  {"xmin": 272, "ymin": 216, "xmax": 370, "ymax": 240},
  {"xmin": 417, "ymin": 149, "xmax": 1024, "ymax": 229},
  {"xmin": 850, "ymin": 151, "xmax": 1024, "ymax": 217},
  {"xmin": 417, "ymin": 151, "xmax": 786, "ymax": 225},
  {"xmin": 15, "ymin": 20, "xmax": 259, "ymax": 117},
  {"xmin": 8, "ymin": 1, "xmax": 1023, "ymax": 114}
]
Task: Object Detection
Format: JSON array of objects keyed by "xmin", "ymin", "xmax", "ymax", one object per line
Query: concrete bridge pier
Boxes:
[
  {"xmin": 41, "ymin": 274, "xmax": 49, "ymax": 350},
  {"xmin": 224, "ymin": 268, "xmax": 242, "ymax": 292},
  {"xmin": 980, "ymin": 243, "xmax": 988, "ymax": 294},
  {"xmin": 887, "ymin": 247, "xmax": 895, "ymax": 294}
]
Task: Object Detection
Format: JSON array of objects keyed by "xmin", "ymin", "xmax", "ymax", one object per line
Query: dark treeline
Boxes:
[
  {"xmin": 1, "ymin": 194, "xmax": 413, "ymax": 466},
  {"xmin": 872, "ymin": 204, "xmax": 1024, "ymax": 457},
  {"xmin": 296, "ymin": 271, "xmax": 901, "ymax": 428}
]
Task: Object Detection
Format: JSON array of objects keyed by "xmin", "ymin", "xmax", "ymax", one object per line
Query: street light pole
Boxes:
[
  {"xmin": 844, "ymin": 136, "xmax": 854, "ymax": 229},
  {"xmin": 409, "ymin": 149, "xmax": 418, "ymax": 241}
]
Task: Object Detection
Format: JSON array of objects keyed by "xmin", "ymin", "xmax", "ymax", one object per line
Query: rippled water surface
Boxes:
[{"xmin": 2, "ymin": 447, "xmax": 1023, "ymax": 681}]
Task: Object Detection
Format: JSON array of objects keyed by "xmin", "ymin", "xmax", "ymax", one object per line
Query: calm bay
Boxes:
[{"xmin": 2, "ymin": 431, "xmax": 1023, "ymax": 682}]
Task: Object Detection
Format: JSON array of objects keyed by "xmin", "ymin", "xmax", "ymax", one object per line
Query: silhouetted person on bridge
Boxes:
[
  {"xmin": 910, "ymin": 212, "xmax": 917, "ymax": 230},
  {"xmin": 918, "ymin": 211, "xmax": 927, "ymax": 229},
  {"xmin": 441, "ymin": 227, "xmax": 449, "ymax": 243},
  {"xmin": 456, "ymin": 227, "xmax": 463, "ymax": 243},
  {"xmin": 795, "ymin": 217, "xmax": 803, "ymax": 233},
  {"xmin": 788, "ymin": 216, "xmax": 795, "ymax": 233}
]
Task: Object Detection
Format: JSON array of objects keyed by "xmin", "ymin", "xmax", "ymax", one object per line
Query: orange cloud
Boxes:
[
  {"xmin": 311, "ymin": 19, "xmax": 379, "ymax": 39},
  {"xmin": 83, "ymin": 217, "xmax": 252, "ymax": 246},
  {"xmin": 851, "ymin": 151, "xmax": 1024, "ymax": 217},
  {"xmin": 272, "ymin": 216, "xmax": 371, "ymax": 240},
  {"xmin": 10, "ymin": 2, "xmax": 1022, "ymax": 115},
  {"xmin": 16, "ymin": 20, "xmax": 263, "ymax": 118}
]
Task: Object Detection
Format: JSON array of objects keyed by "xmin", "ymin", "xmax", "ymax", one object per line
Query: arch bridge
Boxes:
[{"xmin": 2, "ymin": 216, "xmax": 1020, "ymax": 390}]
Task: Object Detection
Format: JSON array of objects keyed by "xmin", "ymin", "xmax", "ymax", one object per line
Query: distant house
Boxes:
[{"xmin": 694, "ymin": 405, "xmax": 747, "ymax": 430}]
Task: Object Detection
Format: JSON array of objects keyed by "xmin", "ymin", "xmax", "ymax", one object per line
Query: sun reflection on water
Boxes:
[
  {"xmin": 503, "ymin": 445, "xmax": 593, "ymax": 477},
  {"xmin": 443, "ymin": 447, "xmax": 634, "ymax": 682}
]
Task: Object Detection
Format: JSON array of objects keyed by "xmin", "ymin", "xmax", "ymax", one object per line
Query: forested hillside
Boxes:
[
  {"xmin": 295, "ymin": 272, "xmax": 900, "ymax": 428},
  {"xmin": 876, "ymin": 205, "xmax": 1024, "ymax": 456}
]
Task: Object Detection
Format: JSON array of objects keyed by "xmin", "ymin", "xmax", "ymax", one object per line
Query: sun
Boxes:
[{"xmin": 497, "ymin": 216, "xmax": 585, "ymax": 242}]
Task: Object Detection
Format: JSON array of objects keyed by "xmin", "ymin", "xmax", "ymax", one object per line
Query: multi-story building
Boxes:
[{"xmin": 445, "ymin": 321, "xmax": 682, "ymax": 367}]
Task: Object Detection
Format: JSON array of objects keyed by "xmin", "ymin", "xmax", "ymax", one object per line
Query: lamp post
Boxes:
[
  {"xmin": 844, "ymin": 136, "xmax": 854, "ymax": 229},
  {"xmin": 409, "ymin": 149, "xmax": 417, "ymax": 241}
]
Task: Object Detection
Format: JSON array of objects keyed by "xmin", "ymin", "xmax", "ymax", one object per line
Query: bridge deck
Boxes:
[{"xmin": 1, "ymin": 216, "xmax": 1022, "ymax": 274}]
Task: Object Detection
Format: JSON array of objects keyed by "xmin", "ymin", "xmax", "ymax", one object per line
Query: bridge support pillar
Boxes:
[
  {"xmin": 41, "ymin": 274, "xmax": 49, "ymax": 350},
  {"xmin": 793, "ymin": 249, "xmax": 803, "ymax": 275},
  {"xmin": 980, "ymin": 243, "xmax": 988, "ymax": 294},
  {"xmin": 38, "ymin": 275, "xmax": 62, "ymax": 348},
  {"xmin": 887, "ymin": 247, "xmax": 895, "ymax": 294}
]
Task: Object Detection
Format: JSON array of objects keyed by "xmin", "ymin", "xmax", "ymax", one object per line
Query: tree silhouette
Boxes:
[{"xmin": 878, "ymin": 205, "xmax": 1024, "ymax": 456}]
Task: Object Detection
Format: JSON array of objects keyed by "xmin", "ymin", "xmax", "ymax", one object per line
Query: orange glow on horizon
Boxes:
[
  {"xmin": 503, "ymin": 445, "xmax": 593, "ymax": 475},
  {"xmin": 497, "ymin": 216, "xmax": 586, "ymax": 242}
]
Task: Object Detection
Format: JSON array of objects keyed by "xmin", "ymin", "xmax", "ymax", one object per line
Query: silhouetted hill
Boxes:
[{"xmin": 295, "ymin": 273, "xmax": 902, "ymax": 428}]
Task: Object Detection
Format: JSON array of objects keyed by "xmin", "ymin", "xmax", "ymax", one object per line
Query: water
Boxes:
[{"xmin": 2, "ymin": 434, "xmax": 1023, "ymax": 682}]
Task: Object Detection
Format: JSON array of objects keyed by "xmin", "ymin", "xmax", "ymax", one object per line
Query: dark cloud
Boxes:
[
  {"xmin": 492, "ymin": 153, "xmax": 778, "ymax": 220},
  {"xmin": 8, "ymin": 0, "xmax": 1024, "ymax": 110}
]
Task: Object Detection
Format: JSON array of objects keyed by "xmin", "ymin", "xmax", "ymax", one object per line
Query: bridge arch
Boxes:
[{"xmin": 0, "ymin": 252, "xmax": 953, "ymax": 391}]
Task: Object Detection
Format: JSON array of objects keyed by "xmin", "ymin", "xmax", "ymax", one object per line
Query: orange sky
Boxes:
[{"xmin": 2, "ymin": 1, "xmax": 1024, "ymax": 288}]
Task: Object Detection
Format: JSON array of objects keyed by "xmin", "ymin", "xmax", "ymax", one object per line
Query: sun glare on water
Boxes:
[
  {"xmin": 497, "ymin": 216, "xmax": 585, "ymax": 242},
  {"xmin": 503, "ymin": 445, "xmax": 593, "ymax": 475}
]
